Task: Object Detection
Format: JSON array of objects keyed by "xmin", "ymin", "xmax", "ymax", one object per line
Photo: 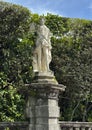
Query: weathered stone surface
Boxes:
[
  {"xmin": 35, "ymin": 124, "xmax": 60, "ymax": 130},
  {"xmin": 29, "ymin": 124, "xmax": 60, "ymax": 130},
  {"xmin": 0, "ymin": 122, "xmax": 28, "ymax": 130},
  {"xmin": 59, "ymin": 122, "xmax": 92, "ymax": 130},
  {"xmin": 26, "ymin": 72, "xmax": 66, "ymax": 130},
  {"xmin": 32, "ymin": 71, "xmax": 58, "ymax": 84},
  {"xmin": 35, "ymin": 105, "xmax": 59, "ymax": 117},
  {"xmin": 26, "ymin": 81, "xmax": 65, "ymax": 130}
]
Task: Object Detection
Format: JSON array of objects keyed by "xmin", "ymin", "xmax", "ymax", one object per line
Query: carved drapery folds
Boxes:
[{"xmin": 32, "ymin": 18, "xmax": 52, "ymax": 73}]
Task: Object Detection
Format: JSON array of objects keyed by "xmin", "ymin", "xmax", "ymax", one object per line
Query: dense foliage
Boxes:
[
  {"xmin": 0, "ymin": 1, "xmax": 33, "ymax": 121},
  {"xmin": 46, "ymin": 14, "xmax": 92, "ymax": 121},
  {"xmin": 0, "ymin": 2, "xmax": 92, "ymax": 121}
]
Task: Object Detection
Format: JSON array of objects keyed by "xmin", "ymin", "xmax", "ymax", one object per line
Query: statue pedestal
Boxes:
[{"xmin": 26, "ymin": 73, "xmax": 65, "ymax": 130}]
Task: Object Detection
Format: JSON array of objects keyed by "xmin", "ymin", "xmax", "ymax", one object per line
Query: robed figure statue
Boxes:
[{"xmin": 32, "ymin": 18, "xmax": 52, "ymax": 73}]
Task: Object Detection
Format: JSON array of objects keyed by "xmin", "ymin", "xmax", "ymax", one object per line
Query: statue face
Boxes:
[{"xmin": 40, "ymin": 18, "xmax": 45, "ymax": 25}]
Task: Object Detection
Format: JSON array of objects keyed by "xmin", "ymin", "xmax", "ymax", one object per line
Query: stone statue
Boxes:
[{"xmin": 32, "ymin": 18, "xmax": 52, "ymax": 73}]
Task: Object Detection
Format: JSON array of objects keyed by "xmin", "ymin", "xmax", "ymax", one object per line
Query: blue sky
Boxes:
[{"xmin": 2, "ymin": 0, "xmax": 92, "ymax": 20}]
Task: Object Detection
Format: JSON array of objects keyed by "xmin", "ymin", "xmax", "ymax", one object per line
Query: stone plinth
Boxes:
[{"xmin": 26, "ymin": 73, "xmax": 66, "ymax": 130}]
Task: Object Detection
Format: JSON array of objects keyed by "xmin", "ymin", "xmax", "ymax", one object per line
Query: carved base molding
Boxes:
[{"xmin": 28, "ymin": 82, "xmax": 65, "ymax": 99}]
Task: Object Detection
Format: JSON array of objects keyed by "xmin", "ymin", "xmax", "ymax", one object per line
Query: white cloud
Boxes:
[{"xmin": 29, "ymin": 7, "xmax": 64, "ymax": 17}]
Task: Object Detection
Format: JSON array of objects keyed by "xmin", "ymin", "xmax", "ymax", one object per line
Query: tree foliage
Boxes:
[
  {"xmin": 0, "ymin": 1, "xmax": 33, "ymax": 121},
  {"xmin": 45, "ymin": 14, "xmax": 92, "ymax": 121}
]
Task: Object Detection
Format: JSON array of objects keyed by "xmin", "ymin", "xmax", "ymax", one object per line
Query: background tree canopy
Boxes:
[
  {"xmin": 0, "ymin": 1, "xmax": 33, "ymax": 121},
  {"xmin": 0, "ymin": 1, "xmax": 92, "ymax": 121}
]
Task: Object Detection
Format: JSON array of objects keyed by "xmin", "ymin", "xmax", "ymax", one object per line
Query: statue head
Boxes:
[{"xmin": 40, "ymin": 17, "xmax": 45, "ymax": 25}]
